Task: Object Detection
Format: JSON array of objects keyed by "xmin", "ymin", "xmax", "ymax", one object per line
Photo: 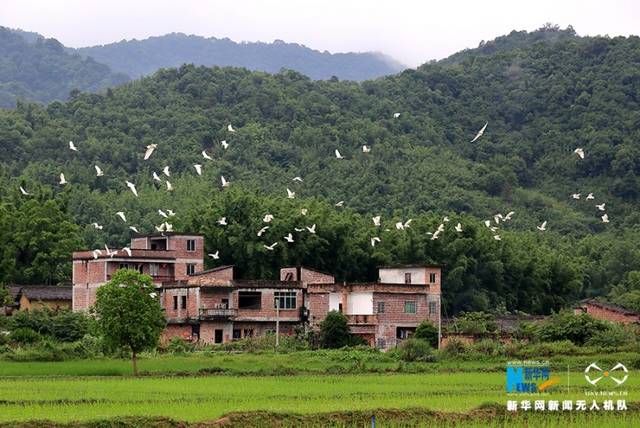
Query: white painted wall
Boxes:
[
  {"xmin": 379, "ymin": 267, "xmax": 426, "ymax": 284},
  {"xmin": 329, "ymin": 293, "xmax": 341, "ymax": 311},
  {"xmin": 347, "ymin": 292, "xmax": 373, "ymax": 315}
]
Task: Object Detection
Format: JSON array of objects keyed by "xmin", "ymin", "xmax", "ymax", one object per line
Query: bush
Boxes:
[
  {"xmin": 9, "ymin": 309, "xmax": 90, "ymax": 342},
  {"xmin": 520, "ymin": 340, "xmax": 578, "ymax": 358},
  {"xmin": 9, "ymin": 327, "xmax": 42, "ymax": 344},
  {"xmin": 452, "ymin": 312, "xmax": 498, "ymax": 336},
  {"xmin": 319, "ymin": 311, "xmax": 351, "ymax": 349},
  {"xmin": 586, "ymin": 324, "xmax": 633, "ymax": 348},
  {"xmin": 442, "ymin": 337, "xmax": 468, "ymax": 356},
  {"xmin": 397, "ymin": 338, "xmax": 434, "ymax": 362},
  {"xmin": 166, "ymin": 337, "xmax": 192, "ymax": 354},
  {"xmin": 414, "ymin": 321, "xmax": 439, "ymax": 348},
  {"xmin": 219, "ymin": 333, "xmax": 309, "ymax": 353},
  {"xmin": 471, "ymin": 339, "xmax": 502, "ymax": 356},
  {"xmin": 536, "ymin": 311, "xmax": 609, "ymax": 345}
]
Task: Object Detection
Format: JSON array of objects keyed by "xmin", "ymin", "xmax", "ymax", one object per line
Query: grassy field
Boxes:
[{"xmin": 0, "ymin": 352, "xmax": 639, "ymax": 427}]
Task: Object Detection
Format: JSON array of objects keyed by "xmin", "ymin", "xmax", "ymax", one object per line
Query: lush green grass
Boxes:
[{"xmin": 1, "ymin": 352, "xmax": 639, "ymax": 426}]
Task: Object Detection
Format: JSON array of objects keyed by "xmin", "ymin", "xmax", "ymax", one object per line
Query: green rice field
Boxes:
[{"xmin": 0, "ymin": 353, "xmax": 638, "ymax": 427}]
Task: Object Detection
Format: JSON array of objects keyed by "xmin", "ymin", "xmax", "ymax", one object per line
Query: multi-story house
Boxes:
[{"xmin": 72, "ymin": 233, "xmax": 442, "ymax": 349}]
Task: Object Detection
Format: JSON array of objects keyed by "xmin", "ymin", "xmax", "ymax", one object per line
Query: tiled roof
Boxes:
[
  {"xmin": 578, "ymin": 299, "xmax": 639, "ymax": 316},
  {"xmin": 8, "ymin": 285, "xmax": 72, "ymax": 301}
]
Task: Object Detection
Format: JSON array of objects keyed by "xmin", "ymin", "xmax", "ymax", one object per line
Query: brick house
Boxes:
[
  {"xmin": 574, "ymin": 299, "xmax": 640, "ymax": 324},
  {"xmin": 4, "ymin": 285, "xmax": 72, "ymax": 314},
  {"xmin": 72, "ymin": 234, "xmax": 442, "ymax": 349}
]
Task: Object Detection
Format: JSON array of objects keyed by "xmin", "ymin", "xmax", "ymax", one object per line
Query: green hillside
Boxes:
[
  {"xmin": 0, "ymin": 27, "xmax": 130, "ymax": 108},
  {"xmin": 1, "ymin": 26, "xmax": 639, "ymax": 314}
]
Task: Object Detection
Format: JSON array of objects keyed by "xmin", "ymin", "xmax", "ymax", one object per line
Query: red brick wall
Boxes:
[
  {"xmin": 576, "ymin": 304, "xmax": 640, "ymax": 324},
  {"xmin": 131, "ymin": 238, "xmax": 148, "ymax": 249},
  {"xmin": 234, "ymin": 289, "xmax": 302, "ymax": 321},
  {"xmin": 162, "ymin": 287, "xmax": 200, "ymax": 319},
  {"xmin": 279, "ymin": 267, "xmax": 335, "ymax": 284},
  {"xmin": 307, "ymin": 291, "xmax": 330, "ymax": 327},
  {"xmin": 168, "ymin": 235, "xmax": 204, "ymax": 280},
  {"xmin": 161, "ymin": 324, "xmax": 193, "ymax": 342},
  {"xmin": 200, "ymin": 321, "xmax": 233, "ymax": 344}
]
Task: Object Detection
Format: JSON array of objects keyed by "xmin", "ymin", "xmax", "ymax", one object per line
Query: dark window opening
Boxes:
[
  {"xmin": 243, "ymin": 328, "xmax": 254, "ymax": 338},
  {"xmin": 173, "ymin": 296, "xmax": 178, "ymax": 310},
  {"xmin": 396, "ymin": 327, "xmax": 416, "ymax": 340},
  {"xmin": 377, "ymin": 301, "xmax": 385, "ymax": 313},
  {"xmin": 191, "ymin": 324, "xmax": 200, "ymax": 341},
  {"xmin": 429, "ymin": 272, "xmax": 437, "ymax": 283},
  {"xmin": 221, "ymin": 298, "xmax": 229, "ymax": 309},
  {"xmin": 338, "ymin": 303, "xmax": 343, "ymax": 313},
  {"xmin": 239, "ymin": 292, "xmax": 262, "ymax": 309},
  {"xmin": 180, "ymin": 295, "xmax": 187, "ymax": 310},
  {"xmin": 232, "ymin": 329, "xmax": 242, "ymax": 340},
  {"xmin": 214, "ymin": 329, "xmax": 223, "ymax": 344},
  {"xmin": 405, "ymin": 273, "xmax": 412, "ymax": 284},
  {"xmin": 150, "ymin": 238, "xmax": 167, "ymax": 250},
  {"xmin": 187, "ymin": 239, "xmax": 196, "ymax": 252}
]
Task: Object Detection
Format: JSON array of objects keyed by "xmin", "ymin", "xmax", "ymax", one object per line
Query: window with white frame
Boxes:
[
  {"xmin": 186, "ymin": 264, "xmax": 196, "ymax": 275},
  {"xmin": 274, "ymin": 291, "xmax": 297, "ymax": 309},
  {"xmin": 429, "ymin": 301, "xmax": 437, "ymax": 316},
  {"xmin": 404, "ymin": 301, "xmax": 417, "ymax": 314},
  {"xmin": 149, "ymin": 263, "xmax": 159, "ymax": 276},
  {"xmin": 187, "ymin": 239, "xmax": 196, "ymax": 252}
]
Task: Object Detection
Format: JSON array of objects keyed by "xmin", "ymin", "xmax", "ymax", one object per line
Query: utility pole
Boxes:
[
  {"xmin": 438, "ymin": 300, "xmax": 442, "ymax": 350},
  {"xmin": 275, "ymin": 297, "xmax": 280, "ymax": 350}
]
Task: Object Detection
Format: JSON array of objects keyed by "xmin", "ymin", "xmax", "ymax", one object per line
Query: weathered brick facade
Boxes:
[{"xmin": 574, "ymin": 299, "xmax": 640, "ymax": 324}]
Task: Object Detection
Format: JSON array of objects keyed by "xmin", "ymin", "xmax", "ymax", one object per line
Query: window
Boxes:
[
  {"xmin": 180, "ymin": 295, "xmax": 187, "ymax": 309},
  {"xmin": 173, "ymin": 296, "xmax": 178, "ymax": 310},
  {"xmin": 149, "ymin": 263, "xmax": 159, "ymax": 276},
  {"xmin": 186, "ymin": 263, "xmax": 196, "ymax": 275},
  {"xmin": 405, "ymin": 273, "xmax": 412, "ymax": 284},
  {"xmin": 239, "ymin": 292, "xmax": 262, "ymax": 309},
  {"xmin": 377, "ymin": 301, "xmax": 385, "ymax": 313},
  {"xmin": 429, "ymin": 301, "xmax": 437, "ymax": 316},
  {"xmin": 274, "ymin": 291, "xmax": 296, "ymax": 309},
  {"xmin": 214, "ymin": 329, "xmax": 223, "ymax": 344},
  {"xmin": 429, "ymin": 272, "xmax": 437, "ymax": 283},
  {"xmin": 137, "ymin": 264, "xmax": 143, "ymax": 274},
  {"xmin": 284, "ymin": 272, "xmax": 294, "ymax": 281},
  {"xmin": 187, "ymin": 239, "xmax": 196, "ymax": 252},
  {"xmin": 404, "ymin": 301, "xmax": 416, "ymax": 314},
  {"xmin": 232, "ymin": 329, "xmax": 242, "ymax": 340},
  {"xmin": 243, "ymin": 328, "xmax": 254, "ymax": 338},
  {"xmin": 221, "ymin": 298, "xmax": 229, "ymax": 309},
  {"xmin": 119, "ymin": 263, "xmax": 129, "ymax": 270}
]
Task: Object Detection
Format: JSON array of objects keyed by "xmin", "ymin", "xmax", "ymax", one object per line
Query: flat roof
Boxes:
[
  {"xmin": 132, "ymin": 232, "xmax": 204, "ymax": 239},
  {"xmin": 378, "ymin": 264, "xmax": 442, "ymax": 269}
]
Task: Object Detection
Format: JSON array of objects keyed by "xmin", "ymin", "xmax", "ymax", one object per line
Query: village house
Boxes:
[
  {"xmin": 72, "ymin": 233, "xmax": 442, "ymax": 349},
  {"xmin": 574, "ymin": 299, "xmax": 640, "ymax": 324},
  {"xmin": 4, "ymin": 285, "xmax": 72, "ymax": 315}
]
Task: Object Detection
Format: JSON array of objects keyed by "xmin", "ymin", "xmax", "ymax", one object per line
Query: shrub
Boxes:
[
  {"xmin": 9, "ymin": 327, "xmax": 42, "ymax": 344},
  {"xmin": 586, "ymin": 324, "xmax": 633, "ymax": 348},
  {"xmin": 166, "ymin": 337, "xmax": 192, "ymax": 354},
  {"xmin": 520, "ymin": 340, "xmax": 578, "ymax": 358},
  {"xmin": 442, "ymin": 337, "xmax": 468, "ymax": 356},
  {"xmin": 319, "ymin": 311, "xmax": 351, "ymax": 349},
  {"xmin": 414, "ymin": 321, "xmax": 439, "ymax": 348},
  {"xmin": 471, "ymin": 339, "xmax": 502, "ymax": 356},
  {"xmin": 453, "ymin": 312, "xmax": 498, "ymax": 336},
  {"xmin": 536, "ymin": 311, "xmax": 609, "ymax": 345},
  {"xmin": 397, "ymin": 338, "xmax": 434, "ymax": 362},
  {"xmin": 9, "ymin": 309, "xmax": 90, "ymax": 342}
]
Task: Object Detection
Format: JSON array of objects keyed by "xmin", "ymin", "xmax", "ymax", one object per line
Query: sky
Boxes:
[{"xmin": 2, "ymin": 0, "xmax": 639, "ymax": 67}]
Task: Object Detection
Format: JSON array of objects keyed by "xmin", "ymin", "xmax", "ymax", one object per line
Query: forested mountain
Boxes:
[
  {"xmin": 0, "ymin": 27, "xmax": 130, "ymax": 108},
  {"xmin": 75, "ymin": 33, "xmax": 405, "ymax": 81},
  {"xmin": 1, "ymin": 26, "xmax": 640, "ymax": 315}
]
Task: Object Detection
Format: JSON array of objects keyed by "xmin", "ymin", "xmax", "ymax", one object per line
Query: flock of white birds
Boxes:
[{"xmin": 18, "ymin": 118, "xmax": 609, "ymax": 261}]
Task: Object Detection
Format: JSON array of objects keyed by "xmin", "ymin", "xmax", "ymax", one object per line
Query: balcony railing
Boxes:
[
  {"xmin": 346, "ymin": 314, "xmax": 378, "ymax": 325},
  {"xmin": 107, "ymin": 274, "xmax": 174, "ymax": 282},
  {"xmin": 199, "ymin": 308, "xmax": 238, "ymax": 319}
]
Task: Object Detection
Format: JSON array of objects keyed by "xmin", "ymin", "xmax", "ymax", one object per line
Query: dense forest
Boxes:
[
  {"xmin": 1, "ymin": 26, "xmax": 640, "ymax": 315},
  {"xmin": 0, "ymin": 27, "xmax": 130, "ymax": 108},
  {"xmin": 75, "ymin": 33, "xmax": 405, "ymax": 81}
]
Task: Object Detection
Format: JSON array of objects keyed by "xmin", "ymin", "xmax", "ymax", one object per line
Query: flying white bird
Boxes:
[
  {"xmin": 69, "ymin": 141, "xmax": 78, "ymax": 151},
  {"xmin": 104, "ymin": 244, "xmax": 114, "ymax": 257},
  {"xmin": 596, "ymin": 203, "xmax": 606, "ymax": 211},
  {"xmin": 306, "ymin": 224, "xmax": 316, "ymax": 234},
  {"xmin": 166, "ymin": 181, "xmax": 174, "ymax": 191},
  {"xmin": 162, "ymin": 166, "xmax": 170, "ymax": 177},
  {"xmin": 257, "ymin": 226, "xmax": 269, "ymax": 237},
  {"xmin": 59, "ymin": 173, "xmax": 67, "ymax": 185},
  {"xmin": 372, "ymin": 216, "xmax": 381, "ymax": 226},
  {"xmin": 362, "ymin": 145, "xmax": 371, "ymax": 153},
  {"xmin": 202, "ymin": 150, "xmax": 213, "ymax": 160},
  {"xmin": 443, "ymin": 216, "xmax": 450, "ymax": 223},
  {"xmin": 287, "ymin": 188, "xmax": 295, "ymax": 199},
  {"xmin": 92, "ymin": 249, "xmax": 101, "ymax": 259},
  {"xmin": 263, "ymin": 214, "xmax": 274, "ymax": 223},
  {"xmin": 152, "ymin": 172, "xmax": 161, "ymax": 182},
  {"xmin": 227, "ymin": 124, "xmax": 236, "ymax": 133},
  {"xmin": 122, "ymin": 247, "xmax": 132, "ymax": 257},
  {"xmin": 158, "ymin": 210, "xmax": 168, "ymax": 218},
  {"xmin": 194, "ymin": 164, "xmax": 202, "ymax": 176},
  {"xmin": 149, "ymin": 292, "xmax": 157, "ymax": 299},
  {"xmin": 221, "ymin": 140, "xmax": 229, "ymax": 149},
  {"xmin": 371, "ymin": 237, "xmax": 381, "ymax": 247},
  {"xmin": 494, "ymin": 235, "xmax": 502, "ymax": 241},
  {"xmin": 335, "ymin": 201, "xmax": 344, "ymax": 207},
  {"xmin": 393, "ymin": 112, "xmax": 401, "ymax": 118},
  {"xmin": 129, "ymin": 226, "xmax": 140, "ymax": 233},
  {"xmin": 126, "ymin": 181, "xmax": 138, "ymax": 197},
  {"xmin": 602, "ymin": 213, "xmax": 609, "ymax": 223},
  {"xmin": 504, "ymin": 211, "xmax": 515, "ymax": 221},
  {"xmin": 490, "ymin": 226, "xmax": 498, "ymax": 232},
  {"xmin": 455, "ymin": 223, "xmax": 463, "ymax": 232},
  {"xmin": 92, "ymin": 222, "xmax": 103, "ymax": 230},
  {"xmin": 301, "ymin": 208, "xmax": 308, "ymax": 216},
  {"xmin": 537, "ymin": 221, "xmax": 547, "ymax": 231},
  {"xmin": 470, "ymin": 122, "xmax": 488, "ymax": 143},
  {"xmin": 209, "ymin": 251, "xmax": 220, "ymax": 260},
  {"xmin": 218, "ymin": 217, "xmax": 227, "ymax": 226},
  {"xmin": 292, "ymin": 176, "xmax": 303, "ymax": 182},
  {"xmin": 19, "ymin": 186, "xmax": 29, "ymax": 196},
  {"xmin": 221, "ymin": 176, "xmax": 230, "ymax": 187},
  {"xmin": 95, "ymin": 165, "xmax": 104, "ymax": 177},
  {"xmin": 586, "ymin": 193, "xmax": 594, "ymax": 200},
  {"xmin": 164, "ymin": 222, "xmax": 173, "ymax": 232},
  {"xmin": 264, "ymin": 242, "xmax": 278, "ymax": 251},
  {"xmin": 167, "ymin": 209, "xmax": 175, "ymax": 216},
  {"xmin": 155, "ymin": 223, "xmax": 166, "ymax": 232},
  {"xmin": 574, "ymin": 148, "xmax": 585, "ymax": 159},
  {"xmin": 144, "ymin": 144, "xmax": 157, "ymax": 160},
  {"xmin": 116, "ymin": 212, "xmax": 126, "ymax": 222},
  {"xmin": 484, "ymin": 220, "xmax": 491, "ymax": 228},
  {"xmin": 284, "ymin": 233, "xmax": 294, "ymax": 243},
  {"xmin": 494, "ymin": 215, "xmax": 501, "ymax": 225},
  {"xmin": 395, "ymin": 219, "xmax": 412, "ymax": 230},
  {"xmin": 335, "ymin": 149, "xmax": 344, "ymax": 159},
  {"xmin": 572, "ymin": 193, "xmax": 581, "ymax": 200},
  {"xmin": 294, "ymin": 227, "xmax": 304, "ymax": 232}
]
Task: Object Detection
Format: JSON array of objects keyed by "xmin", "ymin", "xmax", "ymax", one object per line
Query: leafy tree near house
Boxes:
[
  {"xmin": 94, "ymin": 269, "xmax": 165, "ymax": 375},
  {"xmin": 0, "ymin": 284, "xmax": 11, "ymax": 306},
  {"xmin": 319, "ymin": 310, "xmax": 351, "ymax": 349},
  {"xmin": 413, "ymin": 320, "xmax": 439, "ymax": 348}
]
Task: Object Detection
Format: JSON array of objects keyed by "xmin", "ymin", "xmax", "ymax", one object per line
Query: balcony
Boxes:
[
  {"xmin": 107, "ymin": 274, "xmax": 174, "ymax": 283},
  {"xmin": 199, "ymin": 308, "xmax": 238, "ymax": 320},
  {"xmin": 346, "ymin": 314, "xmax": 378, "ymax": 325}
]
